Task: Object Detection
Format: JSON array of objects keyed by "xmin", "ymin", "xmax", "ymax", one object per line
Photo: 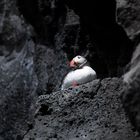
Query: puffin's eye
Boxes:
[{"xmin": 77, "ymin": 56, "xmax": 81, "ymax": 59}]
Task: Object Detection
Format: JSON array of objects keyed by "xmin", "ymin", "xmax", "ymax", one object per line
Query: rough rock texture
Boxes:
[
  {"xmin": 0, "ymin": 0, "xmax": 38, "ymax": 139},
  {"xmin": 117, "ymin": 0, "xmax": 140, "ymax": 38},
  {"xmin": 17, "ymin": 0, "xmax": 81, "ymax": 93},
  {"xmin": 0, "ymin": 0, "xmax": 140, "ymax": 139},
  {"xmin": 117, "ymin": 0, "xmax": 140, "ymax": 134},
  {"xmin": 122, "ymin": 43, "xmax": 140, "ymax": 133},
  {"xmin": 24, "ymin": 78, "xmax": 139, "ymax": 140},
  {"xmin": 0, "ymin": 0, "xmax": 69, "ymax": 139},
  {"xmin": 0, "ymin": 0, "xmax": 82, "ymax": 139},
  {"xmin": 34, "ymin": 44, "xmax": 69, "ymax": 94}
]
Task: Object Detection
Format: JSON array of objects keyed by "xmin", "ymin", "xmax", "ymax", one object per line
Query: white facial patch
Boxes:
[{"xmin": 73, "ymin": 56, "xmax": 87, "ymax": 65}]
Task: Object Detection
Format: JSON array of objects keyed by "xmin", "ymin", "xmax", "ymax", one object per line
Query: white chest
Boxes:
[{"xmin": 61, "ymin": 66, "xmax": 96, "ymax": 90}]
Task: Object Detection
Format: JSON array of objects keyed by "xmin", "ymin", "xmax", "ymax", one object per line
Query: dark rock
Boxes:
[
  {"xmin": 34, "ymin": 44, "xmax": 69, "ymax": 94},
  {"xmin": 117, "ymin": 0, "xmax": 140, "ymax": 38},
  {"xmin": 0, "ymin": 0, "xmax": 72, "ymax": 138},
  {"xmin": 0, "ymin": 0, "xmax": 38, "ymax": 139},
  {"xmin": 65, "ymin": 0, "xmax": 133, "ymax": 77},
  {"xmin": 117, "ymin": 0, "xmax": 140, "ymax": 134},
  {"xmin": 17, "ymin": 0, "xmax": 66, "ymax": 44},
  {"xmin": 17, "ymin": 0, "xmax": 134, "ymax": 78},
  {"xmin": 0, "ymin": 0, "xmax": 139, "ymax": 139},
  {"xmin": 24, "ymin": 78, "xmax": 139, "ymax": 140},
  {"xmin": 122, "ymin": 43, "xmax": 140, "ymax": 133}
]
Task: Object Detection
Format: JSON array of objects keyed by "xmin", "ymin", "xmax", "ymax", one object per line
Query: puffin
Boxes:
[{"xmin": 61, "ymin": 55, "xmax": 97, "ymax": 90}]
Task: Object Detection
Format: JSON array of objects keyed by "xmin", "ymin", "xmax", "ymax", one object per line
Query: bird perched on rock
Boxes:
[{"xmin": 61, "ymin": 55, "xmax": 97, "ymax": 90}]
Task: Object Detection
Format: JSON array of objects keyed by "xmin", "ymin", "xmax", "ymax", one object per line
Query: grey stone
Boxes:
[{"xmin": 24, "ymin": 78, "xmax": 139, "ymax": 140}]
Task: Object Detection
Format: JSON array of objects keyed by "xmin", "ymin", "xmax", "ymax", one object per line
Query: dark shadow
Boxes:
[
  {"xmin": 66, "ymin": 0, "xmax": 134, "ymax": 77},
  {"xmin": 16, "ymin": 0, "xmax": 134, "ymax": 78}
]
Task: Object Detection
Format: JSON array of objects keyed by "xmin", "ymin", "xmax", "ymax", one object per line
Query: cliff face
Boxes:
[
  {"xmin": 17, "ymin": 0, "xmax": 134, "ymax": 78},
  {"xmin": 0, "ymin": 0, "xmax": 140, "ymax": 139},
  {"xmin": 117, "ymin": 0, "xmax": 140, "ymax": 134},
  {"xmin": 0, "ymin": 1, "xmax": 37, "ymax": 139},
  {"xmin": 122, "ymin": 43, "xmax": 140, "ymax": 134},
  {"xmin": 117, "ymin": 0, "xmax": 140, "ymax": 38}
]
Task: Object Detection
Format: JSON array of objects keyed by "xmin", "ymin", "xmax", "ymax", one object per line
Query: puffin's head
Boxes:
[{"xmin": 70, "ymin": 55, "xmax": 87, "ymax": 68}]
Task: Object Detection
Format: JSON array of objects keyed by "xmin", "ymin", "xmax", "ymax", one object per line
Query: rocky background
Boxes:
[{"xmin": 0, "ymin": 0, "xmax": 140, "ymax": 139}]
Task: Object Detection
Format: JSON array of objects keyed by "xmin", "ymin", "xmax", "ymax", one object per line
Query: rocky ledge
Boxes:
[{"xmin": 24, "ymin": 78, "xmax": 139, "ymax": 140}]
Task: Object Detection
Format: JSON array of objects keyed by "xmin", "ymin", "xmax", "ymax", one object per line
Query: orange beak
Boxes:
[{"xmin": 70, "ymin": 60, "xmax": 77, "ymax": 68}]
